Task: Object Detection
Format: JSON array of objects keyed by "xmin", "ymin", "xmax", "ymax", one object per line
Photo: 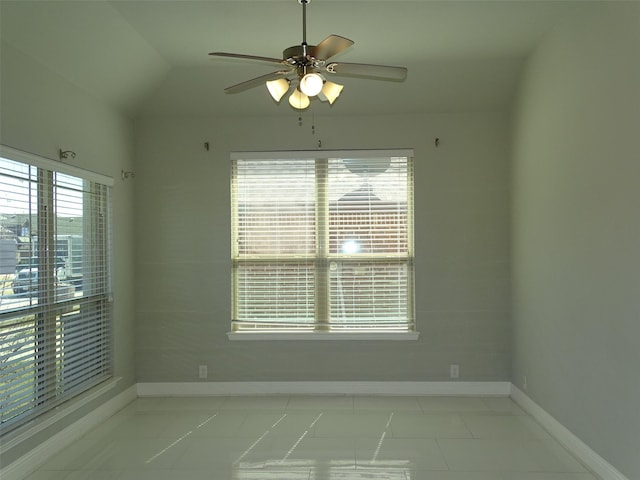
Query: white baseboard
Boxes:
[
  {"xmin": 137, "ymin": 381, "xmax": 511, "ymax": 397},
  {"xmin": 510, "ymin": 385, "xmax": 629, "ymax": 480},
  {"xmin": 0, "ymin": 384, "xmax": 137, "ymax": 480}
]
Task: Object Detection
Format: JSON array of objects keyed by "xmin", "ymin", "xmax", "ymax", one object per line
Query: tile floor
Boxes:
[{"xmin": 24, "ymin": 395, "xmax": 600, "ymax": 480}]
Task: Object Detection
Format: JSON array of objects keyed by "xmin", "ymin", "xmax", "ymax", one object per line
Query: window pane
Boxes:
[
  {"xmin": 0, "ymin": 313, "xmax": 37, "ymax": 424},
  {"xmin": 0, "ymin": 159, "xmax": 37, "ymax": 307},
  {"xmin": 233, "ymin": 159, "xmax": 316, "ymax": 256},
  {"xmin": 233, "ymin": 262, "xmax": 315, "ymax": 328},
  {"xmin": 328, "ymin": 260, "xmax": 412, "ymax": 329},
  {"xmin": 328, "ymin": 157, "xmax": 409, "ymax": 255}
]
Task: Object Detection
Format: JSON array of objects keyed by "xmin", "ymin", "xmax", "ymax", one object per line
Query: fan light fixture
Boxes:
[
  {"xmin": 209, "ymin": 0, "xmax": 407, "ymax": 111},
  {"xmin": 319, "ymin": 81, "xmax": 343, "ymax": 104},
  {"xmin": 266, "ymin": 78, "xmax": 291, "ymax": 102},
  {"xmin": 269, "ymin": 74, "xmax": 344, "ymax": 110},
  {"xmin": 288, "ymin": 87, "xmax": 310, "ymax": 109},
  {"xmin": 269, "ymin": 74, "xmax": 343, "ymax": 110},
  {"xmin": 299, "ymin": 72, "xmax": 324, "ymax": 96}
]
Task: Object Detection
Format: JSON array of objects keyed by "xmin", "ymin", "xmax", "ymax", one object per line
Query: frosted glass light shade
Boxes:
[
  {"xmin": 288, "ymin": 88, "xmax": 310, "ymax": 109},
  {"xmin": 319, "ymin": 81, "xmax": 344, "ymax": 104},
  {"xmin": 299, "ymin": 73, "xmax": 324, "ymax": 97},
  {"xmin": 266, "ymin": 78, "xmax": 290, "ymax": 102}
]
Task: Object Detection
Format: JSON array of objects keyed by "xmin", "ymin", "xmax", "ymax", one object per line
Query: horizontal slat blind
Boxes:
[
  {"xmin": 232, "ymin": 152, "xmax": 414, "ymax": 332},
  {"xmin": 0, "ymin": 149, "xmax": 112, "ymax": 433},
  {"xmin": 328, "ymin": 260, "xmax": 413, "ymax": 329},
  {"xmin": 233, "ymin": 262, "xmax": 315, "ymax": 330},
  {"xmin": 232, "ymin": 158, "xmax": 316, "ymax": 329},
  {"xmin": 327, "ymin": 157, "xmax": 410, "ymax": 255},
  {"xmin": 232, "ymin": 159, "xmax": 316, "ymax": 257},
  {"xmin": 326, "ymin": 156, "xmax": 413, "ymax": 330}
]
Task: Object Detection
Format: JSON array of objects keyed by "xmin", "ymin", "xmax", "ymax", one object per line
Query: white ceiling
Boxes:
[{"xmin": 0, "ymin": 0, "xmax": 585, "ymax": 118}]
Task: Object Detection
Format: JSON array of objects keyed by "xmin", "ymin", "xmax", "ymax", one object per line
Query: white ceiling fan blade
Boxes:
[
  {"xmin": 224, "ymin": 71, "xmax": 291, "ymax": 93},
  {"xmin": 312, "ymin": 35, "xmax": 354, "ymax": 60},
  {"xmin": 209, "ymin": 52, "xmax": 286, "ymax": 65},
  {"xmin": 325, "ymin": 62, "xmax": 407, "ymax": 80}
]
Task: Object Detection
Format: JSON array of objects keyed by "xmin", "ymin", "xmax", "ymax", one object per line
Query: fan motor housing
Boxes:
[{"xmin": 283, "ymin": 45, "xmax": 318, "ymax": 65}]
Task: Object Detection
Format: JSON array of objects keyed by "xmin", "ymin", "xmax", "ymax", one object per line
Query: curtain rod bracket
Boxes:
[{"xmin": 59, "ymin": 149, "xmax": 76, "ymax": 161}]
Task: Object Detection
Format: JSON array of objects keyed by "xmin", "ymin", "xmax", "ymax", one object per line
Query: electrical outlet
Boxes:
[
  {"xmin": 450, "ymin": 364, "xmax": 460, "ymax": 379},
  {"xmin": 198, "ymin": 365, "xmax": 208, "ymax": 379}
]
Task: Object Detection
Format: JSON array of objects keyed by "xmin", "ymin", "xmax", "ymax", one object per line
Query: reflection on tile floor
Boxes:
[{"xmin": 24, "ymin": 395, "xmax": 601, "ymax": 480}]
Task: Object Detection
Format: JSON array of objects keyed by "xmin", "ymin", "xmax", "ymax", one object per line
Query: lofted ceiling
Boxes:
[{"xmin": 0, "ymin": 0, "xmax": 585, "ymax": 118}]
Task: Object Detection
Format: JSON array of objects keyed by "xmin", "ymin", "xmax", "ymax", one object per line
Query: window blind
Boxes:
[
  {"xmin": 231, "ymin": 151, "xmax": 414, "ymax": 333},
  {"xmin": 0, "ymin": 148, "xmax": 112, "ymax": 433}
]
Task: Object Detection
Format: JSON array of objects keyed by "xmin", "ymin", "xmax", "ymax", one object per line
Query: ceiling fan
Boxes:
[{"xmin": 208, "ymin": 0, "xmax": 408, "ymax": 110}]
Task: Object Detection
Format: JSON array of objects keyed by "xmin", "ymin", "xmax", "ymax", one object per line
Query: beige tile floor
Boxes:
[{"xmin": 24, "ymin": 395, "xmax": 600, "ymax": 480}]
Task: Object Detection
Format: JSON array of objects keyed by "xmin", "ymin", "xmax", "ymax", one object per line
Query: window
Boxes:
[
  {"xmin": 0, "ymin": 146, "xmax": 113, "ymax": 433},
  {"xmin": 230, "ymin": 150, "xmax": 415, "ymax": 338}
]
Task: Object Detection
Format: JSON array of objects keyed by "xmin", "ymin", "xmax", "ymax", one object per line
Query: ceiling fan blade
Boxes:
[
  {"xmin": 209, "ymin": 52, "xmax": 285, "ymax": 65},
  {"xmin": 325, "ymin": 62, "xmax": 407, "ymax": 80},
  {"xmin": 224, "ymin": 71, "xmax": 291, "ymax": 93},
  {"xmin": 312, "ymin": 35, "xmax": 354, "ymax": 61}
]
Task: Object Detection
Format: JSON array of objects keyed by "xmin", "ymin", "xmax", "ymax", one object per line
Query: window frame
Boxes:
[
  {"xmin": 229, "ymin": 149, "xmax": 418, "ymax": 341},
  {"xmin": 0, "ymin": 145, "xmax": 114, "ymax": 434}
]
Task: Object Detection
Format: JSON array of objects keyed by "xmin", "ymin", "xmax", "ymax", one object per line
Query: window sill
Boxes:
[{"xmin": 227, "ymin": 331, "xmax": 420, "ymax": 341}]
